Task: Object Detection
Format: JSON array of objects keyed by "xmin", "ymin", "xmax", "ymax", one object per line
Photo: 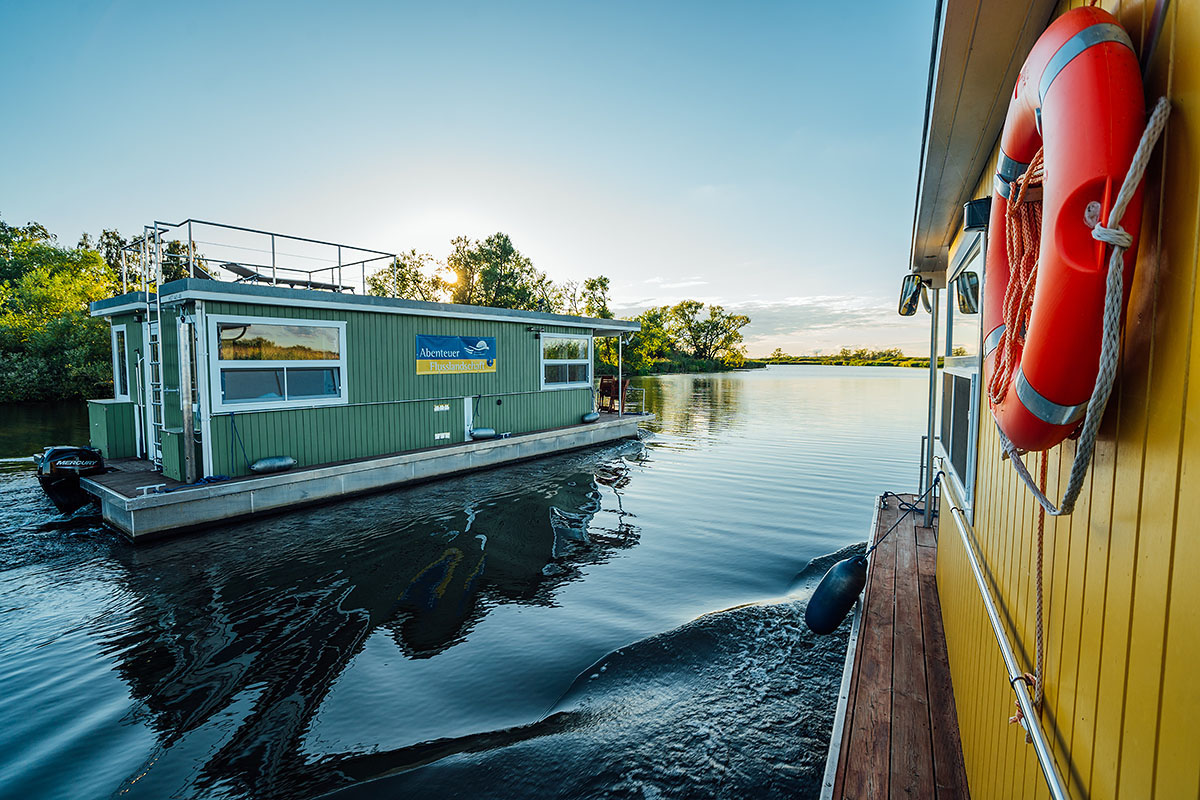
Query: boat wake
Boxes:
[{"xmin": 316, "ymin": 544, "xmax": 863, "ymax": 800}]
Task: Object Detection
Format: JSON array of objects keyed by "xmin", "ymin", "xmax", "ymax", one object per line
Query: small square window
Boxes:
[
  {"xmin": 222, "ymin": 369, "xmax": 284, "ymax": 402},
  {"xmin": 286, "ymin": 367, "xmax": 340, "ymax": 399}
]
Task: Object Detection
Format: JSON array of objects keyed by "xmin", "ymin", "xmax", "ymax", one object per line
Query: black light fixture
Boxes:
[{"xmin": 963, "ymin": 197, "xmax": 991, "ymax": 232}]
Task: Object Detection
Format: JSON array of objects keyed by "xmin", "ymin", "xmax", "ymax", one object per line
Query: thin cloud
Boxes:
[{"xmin": 612, "ymin": 293, "xmax": 937, "ymax": 355}]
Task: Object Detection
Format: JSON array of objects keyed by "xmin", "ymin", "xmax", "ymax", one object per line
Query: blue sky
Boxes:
[{"xmin": 1, "ymin": 0, "xmax": 955, "ymax": 355}]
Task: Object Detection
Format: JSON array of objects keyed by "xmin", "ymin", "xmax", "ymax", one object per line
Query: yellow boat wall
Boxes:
[{"xmin": 935, "ymin": 1, "xmax": 1200, "ymax": 798}]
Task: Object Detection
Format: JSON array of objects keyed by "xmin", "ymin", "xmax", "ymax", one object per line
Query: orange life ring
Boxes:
[{"xmin": 982, "ymin": 6, "xmax": 1146, "ymax": 452}]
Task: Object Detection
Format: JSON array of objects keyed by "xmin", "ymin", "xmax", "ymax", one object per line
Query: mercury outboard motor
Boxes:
[{"xmin": 36, "ymin": 446, "xmax": 104, "ymax": 514}]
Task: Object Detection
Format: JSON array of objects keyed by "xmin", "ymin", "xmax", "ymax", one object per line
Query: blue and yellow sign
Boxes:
[{"xmin": 416, "ymin": 335, "xmax": 497, "ymax": 375}]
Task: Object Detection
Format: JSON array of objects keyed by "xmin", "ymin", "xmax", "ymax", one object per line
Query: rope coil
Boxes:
[
  {"xmin": 998, "ymin": 96, "xmax": 1171, "ymax": 516},
  {"xmin": 990, "ymin": 149, "xmax": 1046, "ymax": 405}
]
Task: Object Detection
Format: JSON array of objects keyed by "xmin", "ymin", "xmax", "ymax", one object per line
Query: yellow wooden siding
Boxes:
[{"xmin": 935, "ymin": 0, "xmax": 1200, "ymax": 797}]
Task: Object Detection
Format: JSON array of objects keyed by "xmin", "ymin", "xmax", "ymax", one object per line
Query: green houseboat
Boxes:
[{"xmin": 69, "ymin": 220, "xmax": 645, "ymax": 540}]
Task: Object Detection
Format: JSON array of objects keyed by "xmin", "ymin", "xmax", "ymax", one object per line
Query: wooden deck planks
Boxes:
[
  {"xmin": 917, "ymin": 533, "xmax": 971, "ymax": 798},
  {"xmin": 88, "ymin": 458, "xmax": 186, "ymax": 497},
  {"xmin": 839, "ymin": 502, "xmax": 899, "ymax": 800},
  {"xmin": 891, "ymin": 517, "xmax": 936, "ymax": 798},
  {"xmin": 831, "ymin": 494, "xmax": 969, "ymax": 800}
]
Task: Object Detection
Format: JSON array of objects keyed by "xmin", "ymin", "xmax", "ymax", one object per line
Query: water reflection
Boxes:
[
  {"xmin": 0, "ymin": 401, "xmax": 89, "ymax": 459},
  {"xmin": 633, "ymin": 374, "xmax": 745, "ymax": 443},
  {"xmin": 90, "ymin": 443, "xmax": 643, "ymax": 798},
  {"xmin": 1, "ymin": 367, "xmax": 927, "ymax": 800}
]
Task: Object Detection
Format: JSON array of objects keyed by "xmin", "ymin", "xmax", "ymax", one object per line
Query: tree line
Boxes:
[
  {"xmin": 763, "ymin": 346, "xmax": 966, "ymax": 368},
  {"xmin": 364, "ymin": 233, "xmax": 753, "ymax": 375},
  {"xmin": 0, "ymin": 218, "xmax": 754, "ymax": 401}
]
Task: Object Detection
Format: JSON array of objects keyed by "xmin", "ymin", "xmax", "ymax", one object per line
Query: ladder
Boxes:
[{"xmin": 142, "ymin": 226, "xmax": 165, "ymax": 469}]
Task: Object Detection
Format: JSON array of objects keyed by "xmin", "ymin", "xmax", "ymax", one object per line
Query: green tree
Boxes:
[
  {"xmin": 0, "ymin": 217, "xmax": 56, "ymax": 282},
  {"xmin": 769, "ymin": 347, "xmax": 787, "ymax": 360},
  {"xmin": 0, "ymin": 217, "xmax": 118, "ymax": 400},
  {"xmin": 161, "ymin": 239, "xmax": 209, "ymax": 282},
  {"xmin": 618, "ymin": 305, "xmax": 674, "ymax": 373},
  {"xmin": 367, "ymin": 250, "xmax": 449, "ymax": 302},
  {"xmin": 582, "ymin": 276, "xmax": 613, "ymax": 319},
  {"xmin": 667, "ymin": 300, "xmax": 751, "ymax": 363},
  {"xmin": 97, "ymin": 229, "xmax": 127, "ymax": 274},
  {"xmin": 558, "ymin": 280, "xmax": 583, "ymax": 315},
  {"xmin": 447, "ymin": 233, "xmax": 557, "ymax": 311}
]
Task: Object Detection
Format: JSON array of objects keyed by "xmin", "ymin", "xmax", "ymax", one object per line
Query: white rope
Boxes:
[{"xmin": 1000, "ymin": 97, "xmax": 1171, "ymax": 516}]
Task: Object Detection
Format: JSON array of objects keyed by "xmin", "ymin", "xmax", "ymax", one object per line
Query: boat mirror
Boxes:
[
  {"xmin": 956, "ymin": 271, "xmax": 980, "ymax": 314},
  {"xmin": 898, "ymin": 274, "xmax": 923, "ymax": 317}
]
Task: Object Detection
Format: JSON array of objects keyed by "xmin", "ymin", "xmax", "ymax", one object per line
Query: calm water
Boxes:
[{"xmin": 0, "ymin": 366, "xmax": 926, "ymax": 800}]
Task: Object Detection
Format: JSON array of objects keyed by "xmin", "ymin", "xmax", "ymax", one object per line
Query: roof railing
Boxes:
[{"xmin": 118, "ymin": 218, "xmax": 398, "ymax": 296}]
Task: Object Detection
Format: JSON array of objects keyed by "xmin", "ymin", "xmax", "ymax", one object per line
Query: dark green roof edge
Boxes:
[
  {"xmin": 91, "ymin": 280, "xmax": 640, "ymax": 332},
  {"xmin": 91, "ymin": 291, "xmax": 152, "ymax": 314}
]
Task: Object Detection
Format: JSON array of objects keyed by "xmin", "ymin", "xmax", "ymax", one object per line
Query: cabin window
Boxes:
[
  {"xmin": 111, "ymin": 324, "xmax": 130, "ymax": 401},
  {"xmin": 541, "ymin": 334, "xmax": 591, "ymax": 389},
  {"xmin": 208, "ymin": 315, "xmax": 347, "ymax": 412}
]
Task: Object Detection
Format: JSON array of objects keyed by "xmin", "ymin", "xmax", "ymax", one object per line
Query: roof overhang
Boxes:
[
  {"xmin": 908, "ymin": 0, "xmax": 1057, "ymax": 278},
  {"xmin": 90, "ymin": 280, "xmax": 641, "ymax": 335},
  {"xmin": 89, "ymin": 292, "xmax": 152, "ymax": 318}
]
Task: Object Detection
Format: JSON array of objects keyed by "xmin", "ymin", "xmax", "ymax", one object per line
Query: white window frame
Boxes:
[
  {"xmin": 540, "ymin": 332, "xmax": 593, "ymax": 390},
  {"xmin": 938, "ymin": 229, "xmax": 985, "ymax": 524},
  {"xmin": 207, "ymin": 314, "xmax": 348, "ymax": 413},
  {"xmin": 111, "ymin": 323, "xmax": 131, "ymax": 401}
]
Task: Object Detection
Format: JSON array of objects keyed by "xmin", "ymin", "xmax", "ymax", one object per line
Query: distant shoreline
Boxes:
[{"xmin": 754, "ymin": 357, "xmax": 945, "ymax": 369}]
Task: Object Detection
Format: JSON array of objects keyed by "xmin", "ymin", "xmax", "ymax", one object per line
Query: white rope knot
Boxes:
[{"xmin": 1092, "ymin": 224, "xmax": 1134, "ymax": 249}]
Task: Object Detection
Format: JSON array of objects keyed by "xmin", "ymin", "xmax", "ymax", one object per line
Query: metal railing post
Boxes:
[
  {"xmin": 919, "ymin": 434, "xmax": 928, "ymax": 492},
  {"xmin": 946, "ymin": 281, "xmax": 955, "ymax": 357},
  {"xmin": 271, "ymin": 235, "xmax": 277, "ymax": 284},
  {"xmin": 618, "ymin": 336, "xmax": 623, "ymax": 416},
  {"xmin": 924, "ymin": 287, "xmax": 940, "ymax": 527}
]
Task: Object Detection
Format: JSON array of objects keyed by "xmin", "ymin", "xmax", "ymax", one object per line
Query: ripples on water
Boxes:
[{"xmin": 0, "ymin": 366, "xmax": 926, "ymax": 800}]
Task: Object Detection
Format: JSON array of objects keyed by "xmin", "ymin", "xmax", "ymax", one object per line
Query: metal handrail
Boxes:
[
  {"xmin": 119, "ymin": 218, "xmax": 400, "ymax": 296},
  {"xmin": 942, "ymin": 469, "xmax": 1070, "ymax": 800}
]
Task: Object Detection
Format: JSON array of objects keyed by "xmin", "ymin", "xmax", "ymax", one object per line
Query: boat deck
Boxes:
[
  {"xmin": 826, "ymin": 493, "xmax": 970, "ymax": 799},
  {"xmin": 87, "ymin": 457, "xmax": 184, "ymax": 498},
  {"xmin": 87, "ymin": 411, "xmax": 645, "ymax": 501},
  {"xmin": 82, "ymin": 412, "xmax": 650, "ymax": 539}
]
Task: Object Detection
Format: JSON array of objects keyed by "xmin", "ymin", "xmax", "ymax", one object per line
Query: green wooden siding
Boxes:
[
  {"xmin": 201, "ymin": 301, "xmax": 595, "ymax": 477},
  {"xmin": 470, "ymin": 387, "xmax": 592, "ymax": 433},
  {"xmin": 208, "ymin": 397, "xmax": 466, "ymax": 476},
  {"xmin": 159, "ymin": 307, "xmax": 183, "ymax": 431},
  {"xmin": 160, "ymin": 428, "xmax": 185, "ymax": 481},
  {"xmin": 87, "ymin": 400, "xmax": 137, "ymax": 459}
]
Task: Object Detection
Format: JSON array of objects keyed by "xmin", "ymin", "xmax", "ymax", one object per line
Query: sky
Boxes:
[{"xmin": 0, "ymin": 0, "xmax": 969, "ymax": 356}]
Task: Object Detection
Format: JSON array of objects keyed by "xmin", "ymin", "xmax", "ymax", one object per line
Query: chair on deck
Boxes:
[
  {"xmin": 597, "ymin": 376, "xmax": 630, "ymax": 412},
  {"xmin": 220, "ymin": 262, "xmax": 353, "ymax": 292}
]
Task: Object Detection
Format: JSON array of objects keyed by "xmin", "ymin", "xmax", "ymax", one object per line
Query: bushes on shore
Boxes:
[{"xmin": 1, "ymin": 219, "xmax": 118, "ymax": 402}]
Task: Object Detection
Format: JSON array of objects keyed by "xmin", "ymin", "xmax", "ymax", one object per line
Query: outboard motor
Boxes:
[{"xmin": 36, "ymin": 446, "xmax": 104, "ymax": 514}]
